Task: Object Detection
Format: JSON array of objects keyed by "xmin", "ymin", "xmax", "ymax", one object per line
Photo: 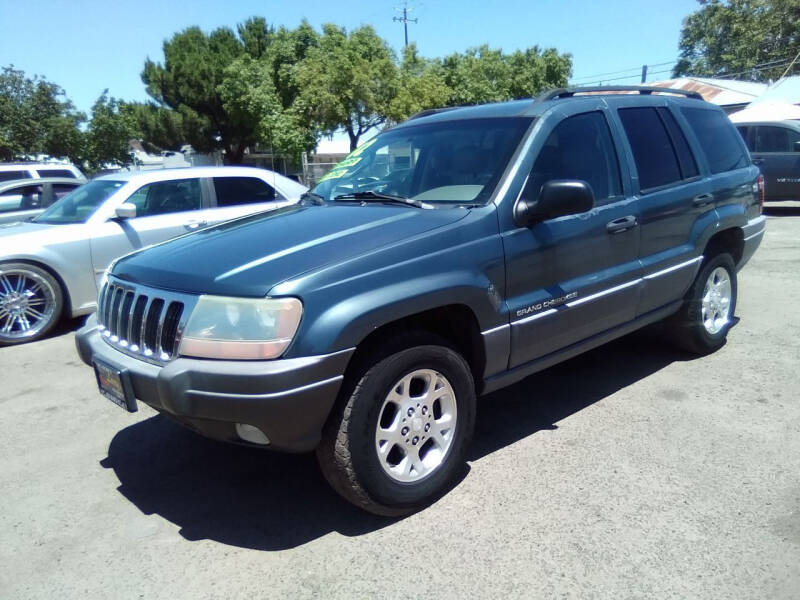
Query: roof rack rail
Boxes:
[
  {"xmin": 537, "ymin": 85, "xmax": 704, "ymax": 102},
  {"xmin": 407, "ymin": 106, "xmax": 460, "ymax": 120}
]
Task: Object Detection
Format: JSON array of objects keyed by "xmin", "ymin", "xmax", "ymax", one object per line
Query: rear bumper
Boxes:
[
  {"xmin": 76, "ymin": 315, "xmax": 353, "ymax": 452},
  {"xmin": 738, "ymin": 215, "xmax": 766, "ymax": 271}
]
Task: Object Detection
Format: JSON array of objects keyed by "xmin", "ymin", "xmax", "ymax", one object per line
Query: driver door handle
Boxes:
[
  {"xmin": 184, "ymin": 220, "xmax": 207, "ymax": 231},
  {"xmin": 692, "ymin": 193, "xmax": 714, "ymax": 207},
  {"xmin": 606, "ymin": 215, "xmax": 638, "ymax": 234}
]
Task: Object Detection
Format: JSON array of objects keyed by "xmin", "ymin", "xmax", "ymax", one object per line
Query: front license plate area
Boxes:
[{"xmin": 93, "ymin": 359, "xmax": 137, "ymax": 412}]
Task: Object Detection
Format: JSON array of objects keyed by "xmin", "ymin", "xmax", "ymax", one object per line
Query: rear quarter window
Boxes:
[
  {"xmin": 680, "ymin": 107, "xmax": 748, "ymax": 173},
  {"xmin": 36, "ymin": 169, "xmax": 76, "ymax": 179}
]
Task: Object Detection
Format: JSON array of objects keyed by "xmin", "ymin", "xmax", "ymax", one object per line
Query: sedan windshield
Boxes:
[
  {"xmin": 34, "ymin": 180, "xmax": 125, "ymax": 224},
  {"xmin": 311, "ymin": 117, "xmax": 531, "ymax": 205}
]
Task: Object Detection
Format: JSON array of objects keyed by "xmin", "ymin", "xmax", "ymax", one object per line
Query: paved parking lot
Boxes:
[{"xmin": 1, "ymin": 206, "xmax": 799, "ymax": 599}]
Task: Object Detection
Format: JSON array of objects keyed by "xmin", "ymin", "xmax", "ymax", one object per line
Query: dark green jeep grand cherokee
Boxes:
[{"xmin": 77, "ymin": 86, "xmax": 766, "ymax": 515}]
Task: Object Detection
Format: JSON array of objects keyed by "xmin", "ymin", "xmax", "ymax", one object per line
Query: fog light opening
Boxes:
[{"xmin": 235, "ymin": 423, "xmax": 270, "ymax": 445}]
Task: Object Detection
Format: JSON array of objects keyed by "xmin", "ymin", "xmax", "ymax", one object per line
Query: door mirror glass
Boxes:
[
  {"xmin": 514, "ymin": 180, "xmax": 595, "ymax": 226},
  {"xmin": 115, "ymin": 202, "xmax": 137, "ymax": 219}
]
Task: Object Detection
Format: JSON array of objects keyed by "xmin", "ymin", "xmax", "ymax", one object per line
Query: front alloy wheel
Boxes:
[
  {"xmin": 317, "ymin": 337, "xmax": 476, "ymax": 516},
  {"xmin": 0, "ymin": 263, "xmax": 63, "ymax": 345},
  {"xmin": 374, "ymin": 369, "xmax": 458, "ymax": 483}
]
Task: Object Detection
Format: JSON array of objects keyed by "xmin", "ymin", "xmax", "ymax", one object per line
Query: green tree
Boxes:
[
  {"xmin": 122, "ymin": 102, "xmax": 193, "ymax": 153},
  {"xmin": 83, "ymin": 92, "xmax": 139, "ymax": 171},
  {"xmin": 673, "ymin": 0, "xmax": 800, "ymax": 81},
  {"xmin": 219, "ymin": 56, "xmax": 315, "ymax": 159},
  {"xmin": 142, "ymin": 25, "xmax": 250, "ymax": 162},
  {"xmin": 387, "ymin": 43, "xmax": 451, "ymax": 122},
  {"xmin": 0, "ymin": 65, "xmax": 84, "ymax": 162},
  {"xmin": 141, "ymin": 19, "xmax": 319, "ymax": 162},
  {"xmin": 441, "ymin": 44, "xmax": 572, "ymax": 106},
  {"xmin": 295, "ymin": 25, "xmax": 398, "ymax": 150}
]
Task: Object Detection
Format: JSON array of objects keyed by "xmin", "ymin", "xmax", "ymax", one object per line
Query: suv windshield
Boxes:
[
  {"xmin": 311, "ymin": 117, "xmax": 531, "ymax": 205},
  {"xmin": 34, "ymin": 180, "xmax": 125, "ymax": 224}
]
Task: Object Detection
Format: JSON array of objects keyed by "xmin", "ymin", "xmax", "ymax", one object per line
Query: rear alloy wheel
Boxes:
[
  {"xmin": 0, "ymin": 263, "xmax": 63, "ymax": 346},
  {"xmin": 666, "ymin": 253, "xmax": 737, "ymax": 355},
  {"xmin": 317, "ymin": 339, "xmax": 476, "ymax": 516}
]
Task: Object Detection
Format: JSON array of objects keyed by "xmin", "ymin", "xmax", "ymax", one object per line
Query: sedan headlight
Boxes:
[{"xmin": 178, "ymin": 296, "xmax": 303, "ymax": 360}]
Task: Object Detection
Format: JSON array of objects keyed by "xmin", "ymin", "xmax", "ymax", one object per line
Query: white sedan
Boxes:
[{"xmin": 0, "ymin": 166, "xmax": 306, "ymax": 345}]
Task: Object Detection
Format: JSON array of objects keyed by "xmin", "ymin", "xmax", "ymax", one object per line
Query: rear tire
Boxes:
[
  {"xmin": 0, "ymin": 262, "xmax": 64, "ymax": 346},
  {"xmin": 666, "ymin": 253, "xmax": 737, "ymax": 355},
  {"xmin": 317, "ymin": 336, "xmax": 476, "ymax": 516}
]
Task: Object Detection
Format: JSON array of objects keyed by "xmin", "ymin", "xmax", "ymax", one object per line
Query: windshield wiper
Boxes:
[
  {"xmin": 334, "ymin": 191, "xmax": 429, "ymax": 209},
  {"xmin": 300, "ymin": 191, "xmax": 326, "ymax": 205}
]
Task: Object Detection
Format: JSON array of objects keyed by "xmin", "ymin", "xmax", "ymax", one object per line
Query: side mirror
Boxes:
[
  {"xmin": 514, "ymin": 180, "xmax": 595, "ymax": 227},
  {"xmin": 114, "ymin": 202, "xmax": 137, "ymax": 219}
]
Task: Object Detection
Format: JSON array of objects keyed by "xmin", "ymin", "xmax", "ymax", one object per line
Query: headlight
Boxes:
[{"xmin": 178, "ymin": 296, "xmax": 303, "ymax": 360}]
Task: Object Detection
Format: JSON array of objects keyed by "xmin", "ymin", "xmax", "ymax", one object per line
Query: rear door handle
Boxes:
[
  {"xmin": 606, "ymin": 215, "xmax": 638, "ymax": 234},
  {"xmin": 752, "ymin": 158, "xmax": 764, "ymax": 165},
  {"xmin": 692, "ymin": 193, "xmax": 714, "ymax": 207},
  {"xmin": 184, "ymin": 220, "xmax": 207, "ymax": 231}
]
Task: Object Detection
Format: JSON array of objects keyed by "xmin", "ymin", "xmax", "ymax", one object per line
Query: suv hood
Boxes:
[{"xmin": 113, "ymin": 203, "xmax": 468, "ymax": 297}]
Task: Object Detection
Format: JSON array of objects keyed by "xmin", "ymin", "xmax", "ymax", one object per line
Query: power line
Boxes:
[
  {"xmin": 393, "ymin": 1, "xmax": 418, "ymax": 48},
  {"xmin": 571, "ymin": 60, "xmax": 677, "ymax": 83}
]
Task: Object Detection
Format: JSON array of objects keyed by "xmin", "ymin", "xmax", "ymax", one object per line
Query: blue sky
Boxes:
[{"xmin": 1, "ymin": 0, "xmax": 701, "ymax": 114}]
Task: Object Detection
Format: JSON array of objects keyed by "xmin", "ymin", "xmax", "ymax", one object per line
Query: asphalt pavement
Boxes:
[{"xmin": 1, "ymin": 205, "xmax": 798, "ymax": 599}]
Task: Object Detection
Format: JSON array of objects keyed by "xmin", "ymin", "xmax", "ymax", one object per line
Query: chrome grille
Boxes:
[{"xmin": 97, "ymin": 277, "xmax": 196, "ymax": 364}]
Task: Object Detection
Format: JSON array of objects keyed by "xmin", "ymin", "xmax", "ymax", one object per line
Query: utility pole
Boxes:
[
  {"xmin": 393, "ymin": 1, "xmax": 418, "ymax": 48},
  {"xmin": 641, "ymin": 64, "xmax": 648, "ymax": 83}
]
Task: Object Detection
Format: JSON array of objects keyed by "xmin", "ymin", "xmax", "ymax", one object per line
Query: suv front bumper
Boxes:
[{"xmin": 76, "ymin": 315, "xmax": 353, "ymax": 452}]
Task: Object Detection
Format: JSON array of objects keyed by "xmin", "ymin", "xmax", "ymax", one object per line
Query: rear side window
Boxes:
[
  {"xmin": 618, "ymin": 107, "xmax": 682, "ymax": 190},
  {"xmin": 37, "ymin": 169, "xmax": 76, "ymax": 178},
  {"xmin": 213, "ymin": 177, "xmax": 277, "ymax": 207},
  {"xmin": 680, "ymin": 107, "xmax": 748, "ymax": 173},
  {"xmin": 524, "ymin": 111, "xmax": 622, "ymax": 205},
  {"xmin": 754, "ymin": 126, "xmax": 800, "ymax": 153},
  {"xmin": 736, "ymin": 126, "xmax": 754, "ymax": 151},
  {"xmin": 0, "ymin": 171, "xmax": 31, "ymax": 183}
]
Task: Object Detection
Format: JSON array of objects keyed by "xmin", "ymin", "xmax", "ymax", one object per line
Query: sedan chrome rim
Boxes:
[
  {"xmin": 374, "ymin": 369, "xmax": 458, "ymax": 483},
  {"xmin": 0, "ymin": 269, "xmax": 56, "ymax": 339},
  {"xmin": 701, "ymin": 266, "xmax": 732, "ymax": 335}
]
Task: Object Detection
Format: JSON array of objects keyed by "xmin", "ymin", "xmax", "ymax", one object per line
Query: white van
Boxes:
[{"xmin": 0, "ymin": 163, "xmax": 85, "ymax": 183}]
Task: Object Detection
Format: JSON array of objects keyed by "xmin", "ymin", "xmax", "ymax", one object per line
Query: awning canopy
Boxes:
[{"xmin": 728, "ymin": 100, "xmax": 800, "ymax": 123}]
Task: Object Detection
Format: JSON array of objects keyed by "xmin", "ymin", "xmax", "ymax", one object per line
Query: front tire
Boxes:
[
  {"xmin": 667, "ymin": 253, "xmax": 737, "ymax": 355},
  {"xmin": 0, "ymin": 262, "xmax": 64, "ymax": 346},
  {"xmin": 317, "ymin": 339, "xmax": 476, "ymax": 516}
]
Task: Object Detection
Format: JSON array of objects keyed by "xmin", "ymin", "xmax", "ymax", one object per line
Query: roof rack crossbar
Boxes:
[{"xmin": 537, "ymin": 85, "xmax": 704, "ymax": 102}]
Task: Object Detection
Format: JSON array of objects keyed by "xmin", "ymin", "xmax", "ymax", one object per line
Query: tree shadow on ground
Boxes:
[{"xmin": 101, "ymin": 328, "xmax": 691, "ymax": 551}]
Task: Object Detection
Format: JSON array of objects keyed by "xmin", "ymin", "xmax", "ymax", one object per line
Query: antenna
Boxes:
[{"xmin": 393, "ymin": 1, "xmax": 418, "ymax": 47}]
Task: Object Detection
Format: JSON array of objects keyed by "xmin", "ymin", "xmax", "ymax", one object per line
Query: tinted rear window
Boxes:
[
  {"xmin": 618, "ymin": 107, "xmax": 682, "ymax": 190},
  {"xmin": 213, "ymin": 177, "xmax": 277, "ymax": 206},
  {"xmin": 754, "ymin": 126, "xmax": 800, "ymax": 153},
  {"xmin": 680, "ymin": 107, "xmax": 748, "ymax": 173},
  {"xmin": 37, "ymin": 169, "xmax": 76, "ymax": 178},
  {"xmin": 0, "ymin": 171, "xmax": 31, "ymax": 183}
]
